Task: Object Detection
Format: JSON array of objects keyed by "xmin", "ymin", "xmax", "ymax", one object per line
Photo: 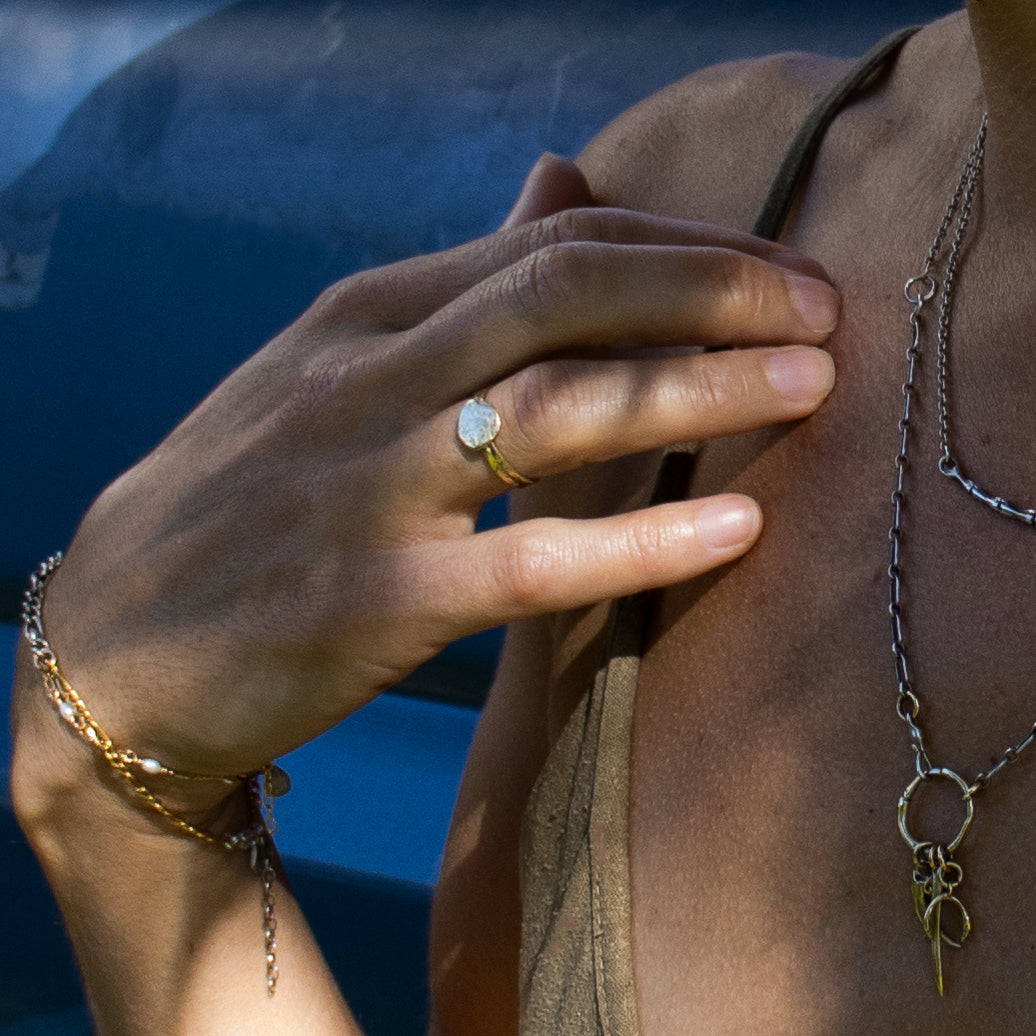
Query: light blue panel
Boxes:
[
  {"xmin": 1, "ymin": 622, "xmax": 479, "ymax": 886},
  {"xmin": 0, "ymin": 0, "xmax": 236, "ymax": 191}
]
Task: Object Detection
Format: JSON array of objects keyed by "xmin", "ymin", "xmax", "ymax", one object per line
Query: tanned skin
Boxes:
[{"xmin": 433, "ymin": 10, "xmax": 1036, "ymax": 1034}]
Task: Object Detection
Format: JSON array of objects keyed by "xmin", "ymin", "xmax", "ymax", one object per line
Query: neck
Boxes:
[{"xmin": 966, "ymin": 1, "xmax": 1036, "ymax": 218}]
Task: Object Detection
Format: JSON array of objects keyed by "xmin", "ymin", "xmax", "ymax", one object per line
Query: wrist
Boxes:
[
  {"xmin": 11, "ymin": 636, "xmax": 251, "ymax": 832},
  {"xmin": 16, "ymin": 554, "xmax": 272, "ymax": 830},
  {"xmin": 12, "ymin": 640, "xmax": 285, "ymax": 1011},
  {"xmin": 15, "ymin": 554, "xmax": 286, "ymax": 1003}
]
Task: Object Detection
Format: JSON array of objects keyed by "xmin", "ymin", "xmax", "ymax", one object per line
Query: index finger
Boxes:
[
  {"xmin": 303, "ymin": 207, "xmax": 829, "ymax": 335},
  {"xmin": 406, "ymin": 241, "xmax": 838, "ymax": 405}
]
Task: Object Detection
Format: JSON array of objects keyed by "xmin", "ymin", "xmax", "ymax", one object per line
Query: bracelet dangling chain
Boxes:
[{"xmin": 22, "ymin": 553, "xmax": 290, "ymax": 998}]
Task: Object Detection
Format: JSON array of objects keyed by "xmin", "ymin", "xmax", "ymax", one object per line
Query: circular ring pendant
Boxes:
[{"xmin": 898, "ymin": 767, "xmax": 975, "ymax": 854}]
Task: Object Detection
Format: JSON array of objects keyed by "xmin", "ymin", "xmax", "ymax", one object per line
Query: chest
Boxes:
[{"xmin": 626, "ymin": 145, "xmax": 1036, "ymax": 1034}]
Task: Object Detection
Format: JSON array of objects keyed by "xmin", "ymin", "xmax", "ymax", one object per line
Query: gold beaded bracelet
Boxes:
[{"xmin": 22, "ymin": 553, "xmax": 289, "ymax": 997}]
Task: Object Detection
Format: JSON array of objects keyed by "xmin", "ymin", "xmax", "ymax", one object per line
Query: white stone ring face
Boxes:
[
  {"xmin": 457, "ymin": 395, "xmax": 534, "ymax": 489},
  {"xmin": 457, "ymin": 396, "xmax": 501, "ymax": 450}
]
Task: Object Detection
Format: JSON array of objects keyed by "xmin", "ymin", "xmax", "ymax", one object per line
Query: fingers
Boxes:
[
  {"xmin": 427, "ymin": 496, "xmax": 762, "ymax": 633},
  {"xmin": 302, "ymin": 205, "xmax": 831, "ymax": 337},
  {"xmin": 411, "ymin": 242, "xmax": 838, "ymax": 402},
  {"xmin": 436, "ymin": 343, "xmax": 834, "ymax": 499}
]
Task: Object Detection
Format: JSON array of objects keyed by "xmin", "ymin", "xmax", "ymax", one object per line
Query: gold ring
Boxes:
[{"xmin": 457, "ymin": 395, "xmax": 534, "ymax": 488}]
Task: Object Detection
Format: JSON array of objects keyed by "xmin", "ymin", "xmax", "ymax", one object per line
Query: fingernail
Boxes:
[
  {"xmin": 788, "ymin": 275, "xmax": 839, "ymax": 334},
  {"xmin": 766, "ymin": 346, "xmax": 836, "ymax": 404},
  {"xmin": 697, "ymin": 497, "xmax": 762, "ymax": 551}
]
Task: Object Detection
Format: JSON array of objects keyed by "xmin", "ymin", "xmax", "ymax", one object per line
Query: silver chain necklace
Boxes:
[{"xmin": 891, "ymin": 113, "xmax": 1036, "ymax": 997}]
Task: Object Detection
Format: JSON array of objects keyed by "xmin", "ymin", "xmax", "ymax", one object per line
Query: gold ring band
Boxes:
[{"xmin": 457, "ymin": 395, "xmax": 535, "ymax": 488}]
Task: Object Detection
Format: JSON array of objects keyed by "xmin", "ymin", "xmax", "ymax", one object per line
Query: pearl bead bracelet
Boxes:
[{"xmin": 22, "ymin": 553, "xmax": 289, "ymax": 997}]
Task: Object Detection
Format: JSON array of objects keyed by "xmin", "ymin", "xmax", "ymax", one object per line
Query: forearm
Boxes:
[{"xmin": 10, "ymin": 644, "xmax": 359, "ymax": 1036}]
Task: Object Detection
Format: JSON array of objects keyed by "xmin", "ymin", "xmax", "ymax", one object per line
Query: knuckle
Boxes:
[
  {"xmin": 504, "ymin": 242, "xmax": 599, "ymax": 323},
  {"xmin": 621, "ymin": 516, "xmax": 676, "ymax": 575},
  {"xmin": 500, "ymin": 365, "xmax": 564, "ymax": 455},
  {"xmin": 488, "ymin": 526, "xmax": 561, "ymax": 610},
  {"xmin": 530, "ymin": 207, "xmax": 607, "ymax": 247},
  {"xmin": 499, "ymin": 361, "xmax": 593, "ymax": 465},
  {"xmin": 306, "ymin": 269, "xmax": 387, "ymax": 330},
  {"xmin": 702, "ymin": 249, "xmax": 769, "ymax": 331},
  {"xmin": 685, "ymin": 354, "xmax": 753, "ymax": 415}
]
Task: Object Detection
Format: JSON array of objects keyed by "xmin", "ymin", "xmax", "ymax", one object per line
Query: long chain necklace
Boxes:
[{"xmin": 891, "ymin": 113, "xmax": 1036, "ymax": 997}]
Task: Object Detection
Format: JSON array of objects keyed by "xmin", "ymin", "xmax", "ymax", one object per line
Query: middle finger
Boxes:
[{"xmin": 408, "ymin": 242, "xmax": 837, "ymax": 407}]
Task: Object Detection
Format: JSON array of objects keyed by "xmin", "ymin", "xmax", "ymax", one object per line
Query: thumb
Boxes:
[{"xmin": 501, "ymin": 152, "xmax": 596, "ymax": 228}]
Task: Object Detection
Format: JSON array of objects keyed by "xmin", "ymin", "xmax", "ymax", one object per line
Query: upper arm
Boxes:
[
  {"xmin": 429, "ymin": 458, "xmax": 638, "ymax": 1034},
  {"xmin": 428, "ymin": 613, "xmax": 554, "ymax": 1036}
]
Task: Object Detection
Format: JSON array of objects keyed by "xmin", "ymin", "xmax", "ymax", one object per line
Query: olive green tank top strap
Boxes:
[
  {"xmin": 752, "ymin": 24, "xmax": 922, "ymax": 241},
  {"xmin": 657, "ymin": 24, "xmax": 923, "ymax": 507},
  {"xmin": 519, "ymin": 592, "xmax": 649, "ymax": 1035},
  {"xmin": 518, "ymin": 27, "xmax": 921, "ymax": 1036}
]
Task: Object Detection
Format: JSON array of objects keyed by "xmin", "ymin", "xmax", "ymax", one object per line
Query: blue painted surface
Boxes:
[
  {"xmin": 278, "ymin": 694, "xmax": 478, "ymax": 884},
  {"xmin": 0, "ymin": 1010, "xmax": 92, "ymax": 1036},
  {"xmin": 0, "ymin": 0, "xmax": 237, "ymax": 193}
]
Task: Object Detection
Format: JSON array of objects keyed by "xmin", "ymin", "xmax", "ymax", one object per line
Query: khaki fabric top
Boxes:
[{"xmin": 515, "ymin": 26, "xmax": 922, "ymax": 1036}]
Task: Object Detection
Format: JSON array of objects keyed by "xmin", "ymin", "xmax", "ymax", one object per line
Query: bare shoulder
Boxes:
[{"xmin": 579, "ymin": 50, "xmax": 854, "ymax": 229}]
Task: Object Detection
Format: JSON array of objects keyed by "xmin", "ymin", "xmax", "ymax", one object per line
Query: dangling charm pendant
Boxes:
[{"xmin": 898, "ymin": 768, "xmax": 975, "ymax": 995}]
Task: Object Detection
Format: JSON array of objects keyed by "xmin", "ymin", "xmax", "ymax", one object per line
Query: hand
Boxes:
[{"xmin": 28, "ymin": 154, "xmax": 838, "ymax": 780}]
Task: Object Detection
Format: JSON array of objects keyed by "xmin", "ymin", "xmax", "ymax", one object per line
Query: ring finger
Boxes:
[{"xmin": 433, "ymin": 342, "xmax": 835, "ymax": 503}]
